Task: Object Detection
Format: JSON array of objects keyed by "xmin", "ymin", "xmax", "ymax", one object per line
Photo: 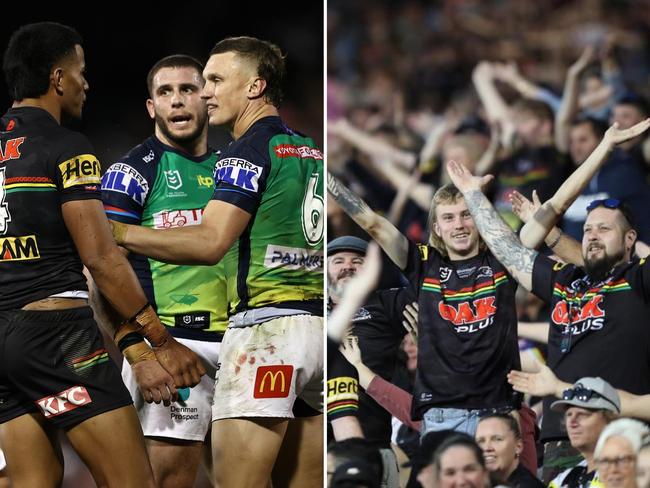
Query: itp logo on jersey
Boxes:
[
  {"xmin": 101, "ymin": 163, "xmax": 149, "ymax": 205},
  {"xmin": 214, "ymin": 158, "xmax": 262, "ymax": 192}
]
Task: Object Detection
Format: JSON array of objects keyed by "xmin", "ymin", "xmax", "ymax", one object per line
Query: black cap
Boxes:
[
  {"xmin": 330, "ymin": 459, "xmax": 381, "ymax": 487},
  {"xmin": 327, "ymin": 236, "xmax": 368, "ymax": 256}
]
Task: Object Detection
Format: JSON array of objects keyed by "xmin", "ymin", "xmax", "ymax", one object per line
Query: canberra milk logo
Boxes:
[{"xmin": 215, "ymin": 158, "xmax": 262, "ymax": 192}]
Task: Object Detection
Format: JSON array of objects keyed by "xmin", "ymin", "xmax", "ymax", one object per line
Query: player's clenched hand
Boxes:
[
  {"xmin": 154, "ymin": 338, "xmax": 206, "ymax": 388},
  {"xmin": 132, "ymin": 360, "xmax": 178, "ymax": 406}
]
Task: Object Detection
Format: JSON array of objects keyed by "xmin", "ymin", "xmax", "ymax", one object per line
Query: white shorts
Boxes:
[
  {"xmin": 122, "ymin": 336, "xmax": 220, "ymax": 442},
  {"xmin": 0, "ymin": 448, "xmax": 5, "ymax": 471},
  {"xmin": 211, "ymin": 315, "xmax": 323, "ymax": 420}
]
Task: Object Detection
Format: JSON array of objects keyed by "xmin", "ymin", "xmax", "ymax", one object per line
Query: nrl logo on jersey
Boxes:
[{"xmin": 164, "ymin": 170, "xmax": 183, "ymax": 190}]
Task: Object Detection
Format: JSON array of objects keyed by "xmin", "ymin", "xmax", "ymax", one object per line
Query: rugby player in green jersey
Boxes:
[
  {"xmin": 97, "ymin": 55, "xmax": 228, "ymax": 488},
  {"xmin": 112, "ymin": 37, "xmax": 324, "ymax": 487}
]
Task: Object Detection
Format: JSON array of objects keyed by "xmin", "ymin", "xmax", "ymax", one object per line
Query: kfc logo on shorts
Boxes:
[
  {"xmin": 253, "ymin": 365, "xmax": 293, "ymax": 399},
  {"xmin": 36, "ymin": 386, "xmax": 92, "ymax": 418}
]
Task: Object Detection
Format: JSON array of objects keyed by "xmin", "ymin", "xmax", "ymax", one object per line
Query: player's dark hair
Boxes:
[
  {"xmin": 3, "ymin": 22, "xmax": 82, "ymax": 101},
  {"xmin": 434, "ymin": 433, "xmax": 486, "ymax": 471},
  {"xmin": 146, "ymin": 54, "xmax": 204, "ymax": 97},
  {"xmin": 572, "ymin": 116, "xmax": 608, "ymax": 140},
  {"xmin": 210, "ymin": 36, "xmax": 285, "ymax": 107},
  {"xmin": 512, "ymin": 98, "xmax": 554, "ymax": 124}
]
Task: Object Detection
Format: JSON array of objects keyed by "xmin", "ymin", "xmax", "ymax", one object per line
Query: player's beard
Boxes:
[
  {"xmin": 327, "ymin": 270, "xmax": 356, "ymax": 304},
  {"xmin": 583, "ymin": 248, "xmax": 624, "ymax": 283},
  {"xmin": 155, "ymin": 110, "xmax": 207, "ymax": 146}
]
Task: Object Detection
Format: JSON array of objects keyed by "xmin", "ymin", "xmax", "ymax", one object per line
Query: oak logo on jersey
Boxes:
[
  {"xmin": 215, "ymin": 158, "xmax": 262, "ymax": 192},
  {"xmin": 253, "ymin": 365, "xmax": 293, "ymax": 398},
  {"xmin": 273, "ymin": 144, "xmax": 323, "ymax": 160},
  {"xmin": 551, "ymin": 295, "xmax": 605, "ymax": 334},
  {"xmin": 438, "ymin": 297, "xmax": 497, "ymax": 333},
  {"xmin": 264, "ymin": 244, "xmax": 323, "ymax": 271},
  {"xmin": 0, "ymin": 235, "xmax": 39, "ymax": 262},
  {"xmin": 58, "ymin": 154, "xmax": 101, "ymax": 189},
  {"xmin": 36, "ymin": 386, "xmax": 92, "ymax": 418},
  {"xmin": 0, "ymin": 137, "xmax": 25, "ymax": 162},
  {"xmin": 102, "ymin": 163, "xmax": 150, "ymax": 205},
  {"xmin": 153, "ymin": 208, "xmax": 202, "ymax": 229}
]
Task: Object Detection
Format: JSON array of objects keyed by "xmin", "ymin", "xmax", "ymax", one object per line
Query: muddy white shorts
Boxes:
[
  {"xmin": 122, "ymin": 336, "xmax": 221, "ymax": 442},
  {"xmin": 211, "ymin": 314, "xmax": 323, "ymax": 420}
]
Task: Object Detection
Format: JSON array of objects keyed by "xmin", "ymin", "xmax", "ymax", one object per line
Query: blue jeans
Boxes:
[{"xmin": 421, "ymin": 407, "xmax": 482, "ymax": 437}]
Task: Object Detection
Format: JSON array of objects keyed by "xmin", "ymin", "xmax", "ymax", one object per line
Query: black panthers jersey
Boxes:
[{"xmin": 0, "ymin": 107, "xmax": 101, "ymax": 310}]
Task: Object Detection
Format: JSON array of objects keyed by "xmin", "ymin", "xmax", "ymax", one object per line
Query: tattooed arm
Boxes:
[
  {"xmin": 446, "ymin": 160, "xmax": 537, "ymax": 291},
  {"xmin": 327, "ymin": 172, "xmax": 409, "ymax": 270}
]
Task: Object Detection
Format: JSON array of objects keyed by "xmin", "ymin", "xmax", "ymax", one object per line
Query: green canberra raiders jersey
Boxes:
[
  {"xmin": 102, "ymin": 136, "xmax": 226, "ymax": 340},
  {"xmin": 212, "ymin": 116, "xmax": 323, "ymax": 315}
]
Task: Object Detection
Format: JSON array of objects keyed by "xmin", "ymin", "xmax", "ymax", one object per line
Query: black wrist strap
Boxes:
[{"xmin": 117, "ymin": 332, "xmax": 145, "ymax": 352}]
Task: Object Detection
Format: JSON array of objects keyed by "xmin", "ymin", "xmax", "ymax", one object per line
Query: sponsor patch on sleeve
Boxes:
[
  {"xmin": 101, "ymin": 162, "xmax": 150, "ymax": 205},
  {"xmin": 58, "ymin": 154, "xmax": 101, "ymax": 189},
  {"xmin": 326, "ymin": 377, "xmax": 359, "ymax": 415},
  {"xmin": 214, "ymin": 158, "xmax": 263, "ymax": 192},
  {"xmin": 273, "ymin": 144, "xmax": 323, "ymax": 160}
]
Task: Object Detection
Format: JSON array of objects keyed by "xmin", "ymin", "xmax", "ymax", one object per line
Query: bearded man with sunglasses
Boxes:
[{"xmin": 443, "ymin": 117, "xmax": 650, "ymax": 483}]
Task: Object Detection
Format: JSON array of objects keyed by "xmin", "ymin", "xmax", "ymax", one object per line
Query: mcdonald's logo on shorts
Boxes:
[{"xmin": 253, "ymin": 365, "xmax": 294, "ymax": 399}]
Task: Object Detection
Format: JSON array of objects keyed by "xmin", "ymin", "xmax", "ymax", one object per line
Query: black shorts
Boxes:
[{"xmin": 0, "ymin": 306, "xmax": 132, "ymax": 429}]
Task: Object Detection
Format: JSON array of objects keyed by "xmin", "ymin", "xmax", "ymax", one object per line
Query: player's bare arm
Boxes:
[
  {"xmin": 446, "ymin": 160, "xmax": 538, "ymax": 291},
  {"xmin": 327, "ymin": 172, "xmax": 408, "ymax": 270},
  {"xmin": 112, "ymin": 199, "xmax": 251, "ymax": 265},
  {"xmin": 63, "ymin": 199, "xmax": 205, "ymax": 388},
  {"xmin": 521, "ymin": 118, "xmax": 650, "ymax": 248}
]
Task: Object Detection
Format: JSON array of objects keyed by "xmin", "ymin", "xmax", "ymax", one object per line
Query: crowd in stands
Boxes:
[{"xmin": 327, "ymin": 1, "xmax": 650, "ymax": 487}]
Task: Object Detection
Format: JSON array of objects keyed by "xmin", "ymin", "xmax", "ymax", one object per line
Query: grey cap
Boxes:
[
  {"xmin": 327, "ymin": 236, "xmax": 368, "ymax": 256},
  {"xmin": 551, "ymin": 377, "xmax": 621, "ymax": 413}
]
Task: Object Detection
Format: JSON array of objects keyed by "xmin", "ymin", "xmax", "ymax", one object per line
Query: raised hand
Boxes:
[
  {"xmin": 507, "ymin": 363, "xmax": 560, "ymax": 397},
  {"xmin": 446, "ymin": 159, "xmax": 494, "ymax": 193},
  {"xmin": 603, "ymin": 118, "xmax": 650, "ymax": 145},
  {"xmin": 510, "ymin": 190, "xmax": 541, "ymax": 224},
  {"xmin": 568, "ymin": 45, "xmax": 597, "ymax": 76},
  {"xmin": 339, "ymin": 335, "xmax": 363, "ymax": 368},
  {"xmin": 402, "ymin": 302, "xmax": 418, "ymax": 340}
]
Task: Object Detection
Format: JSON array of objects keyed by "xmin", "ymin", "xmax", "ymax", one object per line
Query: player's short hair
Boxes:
[
  {"xmin": 3, "ymin": 22, "xmax": 82, "ymax": 101},
  {"xmin": 616, "ymin": 92, "xmax": 650, "ymax": 118},
  {"xmin": 571, "ymin": 116, "xmax": 608, "ymax": 140},
  {"xmin": 428, "ymin": 184, "xmax": 486, "ymax": 256},
  {"xmin": 512, "ymin": 98, "xmax": 554, "ymax": 124},
  {"xmin": 146, "ymin": 54, "xmax": 204, "ymax": 97},
  {"xmin": 210, "ymin": 36, "xmax": 285, "ymax": 107}
]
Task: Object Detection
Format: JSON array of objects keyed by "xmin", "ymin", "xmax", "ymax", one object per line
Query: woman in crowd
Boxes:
[{"xmin": 475, "ymin": 414, "xmax": 544, "ymax": 488}]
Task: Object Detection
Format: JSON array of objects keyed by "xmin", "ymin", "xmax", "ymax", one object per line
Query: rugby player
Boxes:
[
  {"xmin": 111, "ymin": 36, "xmax": 324, "ymax": 487},
  {"xmin": 0, "ymin": 22, "xmax": 204, "ymax": 487}
]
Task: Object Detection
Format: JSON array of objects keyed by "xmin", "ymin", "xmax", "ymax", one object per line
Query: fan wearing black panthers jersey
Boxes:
[
  {"xmin": 326, "ymin": 236, "xmax": 414, "ymax": 488},
  {"xmin": 0, "ymin": 22, "xmax": 204, "ymax": 487},
  {"xmin": 443, "ymin": 117, "xmax": 650, "ymax": 484},
  {"xmin": 448, "ymin": 119, "xmax": 650, "ymax": 482},
  {"xmin": 328, "ymin": 176, "xmax": 523, "ymax": 439}
]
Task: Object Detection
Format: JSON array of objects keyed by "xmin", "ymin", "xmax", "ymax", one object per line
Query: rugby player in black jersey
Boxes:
[
  {"xmin": 327, "ymin": 175, "xmax": 524, "ymax": 439},
  {"xmin": 327, "ymin": 235, "xmax": 413, "ymax": 488},
  {"xmin": 443, "ymin": 117, "xmax": 650, "ymax": 483},
  {"xmin": 0, "ymin": 22, "xmax": 204, "ymax": 487}
]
